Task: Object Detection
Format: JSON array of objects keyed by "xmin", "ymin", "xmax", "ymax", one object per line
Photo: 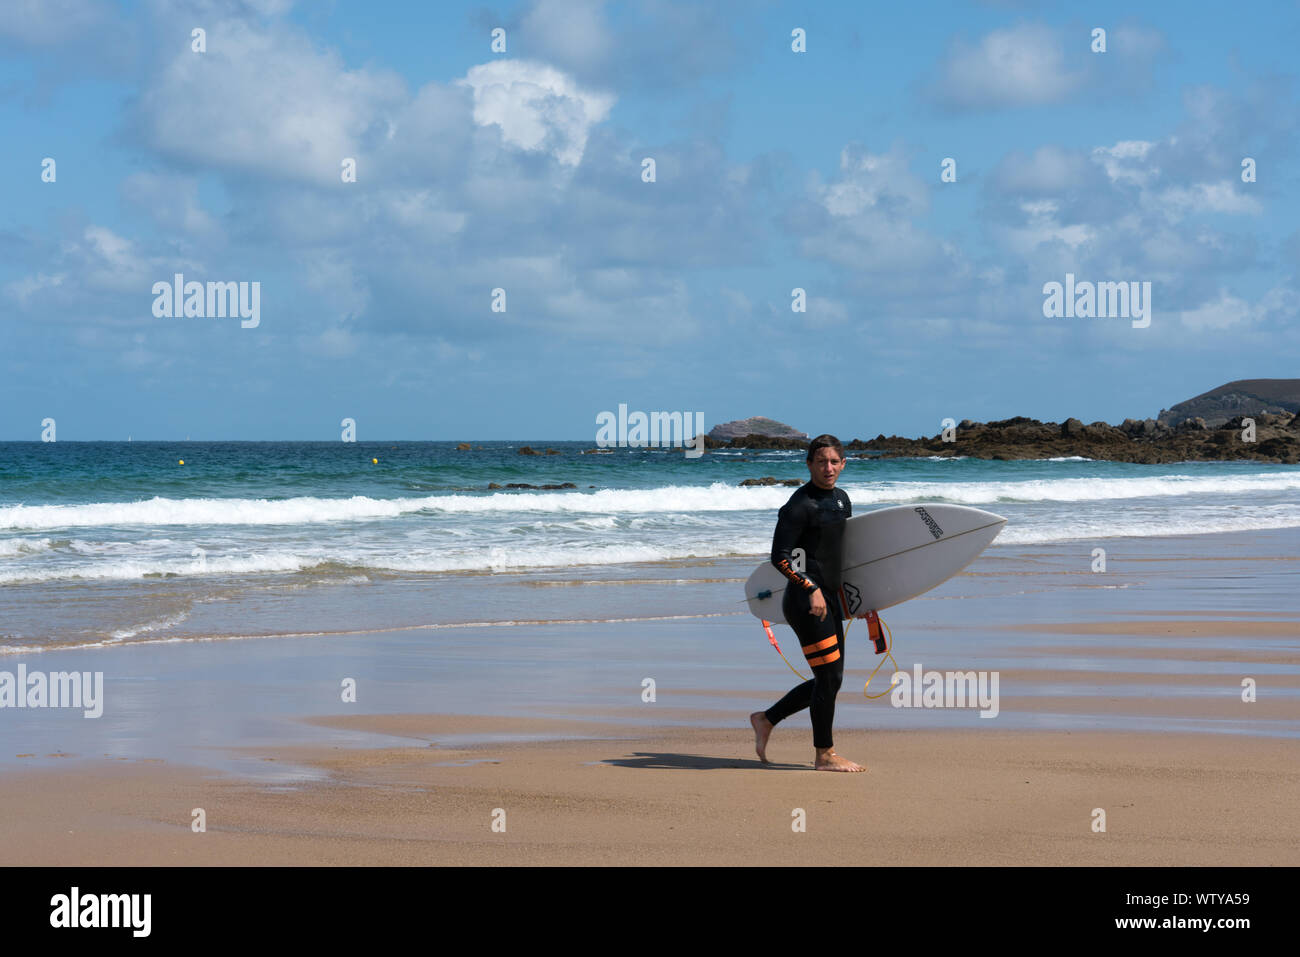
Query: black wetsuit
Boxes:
[{"xmin": 763, "ymin": 481, "xmax": 851, "ymax": 749}]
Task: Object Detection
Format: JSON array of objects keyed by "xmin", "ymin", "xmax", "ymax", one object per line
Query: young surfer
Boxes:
[{"xmin": 750, "ymin": 434, "xmax": 865, "ymax": 772}]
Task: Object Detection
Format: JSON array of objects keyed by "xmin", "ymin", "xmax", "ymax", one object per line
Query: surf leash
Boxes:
[
  {"xmin": 846, "ymin": 610, "xmax": 899, "ymax": 699},
  {"xmin": 762, "ymin": 606, "xmax": 897, "ymax": 694},
  {"xmin": 761, "ymin": 619, "xmax": 809, "ymax": 681}
]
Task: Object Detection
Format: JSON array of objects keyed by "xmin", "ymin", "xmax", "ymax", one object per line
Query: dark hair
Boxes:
[{"xmin": 806, "ymin": 434, "xmax": 844, "ymax": 463}]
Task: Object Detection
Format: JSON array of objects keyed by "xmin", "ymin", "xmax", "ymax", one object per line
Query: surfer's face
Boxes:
[{"xmin": 808, "ymin": 448, "xmax": 844, "ymax": 489}]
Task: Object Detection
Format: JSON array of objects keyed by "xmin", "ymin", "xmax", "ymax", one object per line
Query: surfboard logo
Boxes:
[
  {"xmin": 840, "ymin": 582, "xmax": 862, "ymax": 616},
  {"xmin": 913, "ymin": 506, "xmax": 944, "ymax": 539}
]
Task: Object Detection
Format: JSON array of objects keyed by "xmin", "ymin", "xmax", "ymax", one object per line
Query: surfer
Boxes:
[{"xmin": 750, "ymin": 434, "xmax": 865, "ymax": 772}]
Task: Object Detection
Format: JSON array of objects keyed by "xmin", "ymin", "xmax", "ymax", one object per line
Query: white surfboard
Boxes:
[{"xmin": 745, "ymin": 503, "xmax": 1006, "ymax": 623}]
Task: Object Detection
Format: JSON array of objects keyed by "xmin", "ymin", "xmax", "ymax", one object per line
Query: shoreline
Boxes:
[{"xmin": 4, "ymin": 526, "xmax": 1299, "ymax": 657}]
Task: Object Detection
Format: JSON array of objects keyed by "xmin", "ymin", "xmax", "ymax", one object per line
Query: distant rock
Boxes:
[
  {"xmin": 708, "ymin": 417, "xmax": 808, "ymax": 442},
  {"xmin": 739, "ymin": 477, "xmax": 803, "ymax": 487},
  {"xmin": 518, "ymin": 446, "xmax": 539, "ymax": 455},
  {"xmin": 846, "ymin": 411, "xmax": 1299, "ymax": 464},
  {"xmin": 705, "ymin": 433, "xmax": 808, "ymax": 450},
  {"xmin": 456, "ymin": 442, "xmax": 471, "ymax": 450},
  {"xmin": 1160, "ymin": 379, "xmax": 1300, "ymax": 428},
  {"xmin": 491, "ymin": 482, "xmax": 577, "ymax": 490}
]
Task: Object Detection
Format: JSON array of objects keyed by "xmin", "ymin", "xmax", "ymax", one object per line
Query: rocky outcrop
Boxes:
[
  {"xmin": 707, "ymin": 417, "xmax": 808, "ymax": 442},
  {"xmin": 1159, "ymin": 379, "xmax": 1300, "ymax": 428},
  {"xmin": 846, "ymin": 412, "xmax": 1299, "ymax": 464},
  {"xmin": 738, "ymin": 477, "xmax": 804, "ymax": 487},
  {"xmin": 487, "ymin": 482, "xmax": 577, "ymax": 490},
  {"xmin": 704, "ymin": 433, "xmax": 808, "ymax": 450}
]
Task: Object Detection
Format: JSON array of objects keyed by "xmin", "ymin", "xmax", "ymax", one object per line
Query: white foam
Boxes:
[
  {"xmin": 843, "ymin": 472, "xmax": 1300, "ymax": 505},
  {"xmin": 0, "ymin": 537, "xmax": 54, "ymax": 557},
  {"xmin": 5, "ymin": 473, "xmax": 1300, "ymax": 532},
  {"xmin": 0, "ymin": 536, "xmax": 774, "ymax": 584},
  {"xmin": 109, "ymin": 609, "xmax": 192, "ymax": 640},
  {"xmin": 995, "ymin": 506, "xmax": 1300, "ymax": 544}
]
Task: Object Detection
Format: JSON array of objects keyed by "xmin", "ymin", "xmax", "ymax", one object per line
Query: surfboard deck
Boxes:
[{"xmin": 745, "ymin": 503, "xmax": 1006, "ymax": 623}]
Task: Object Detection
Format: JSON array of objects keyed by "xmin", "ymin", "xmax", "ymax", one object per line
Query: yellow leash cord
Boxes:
[
  {"xmin": 765, "ymin": 613, "xmax": 898, "ymax": 694},
  {"xmin": 851, "ymin": 614, "xmax": 899, "ymax": 698},
  {"xmin": 762, "ymin": 619, "xmax": 809, "ymax": 681}
]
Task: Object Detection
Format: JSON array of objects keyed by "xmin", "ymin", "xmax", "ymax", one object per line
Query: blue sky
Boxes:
[{"xmin": 2, "ymin": 0, "xmax": 1297, "ymax": 440}]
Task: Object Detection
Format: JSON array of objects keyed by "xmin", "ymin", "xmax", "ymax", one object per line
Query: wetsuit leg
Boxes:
[{"xmin": 763, "ymin": 588, "xmax": 845, "ymax": 749}]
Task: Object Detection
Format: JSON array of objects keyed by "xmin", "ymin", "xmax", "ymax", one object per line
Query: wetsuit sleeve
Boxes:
[{"xmin": 771, "ymin": 500, "xmax": 817, "ymax": 592}]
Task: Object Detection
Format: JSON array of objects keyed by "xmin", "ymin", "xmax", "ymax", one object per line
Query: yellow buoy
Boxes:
[
  {"xmin": 179, "ymin": 459, "xmax": 184, "ymax": 465},
  {"xmin": 372, "ymin": 458, "xmax": 378, "ymax": 464}
]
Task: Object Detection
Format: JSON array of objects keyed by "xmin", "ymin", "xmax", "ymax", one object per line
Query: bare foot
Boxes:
[
  {"xmin": 749, "ymin": 712, "xmax": 773, "ymax": 763},
  {"xmin": 814, "ymin": 748, "xmax": 866, "ymax": 772}
]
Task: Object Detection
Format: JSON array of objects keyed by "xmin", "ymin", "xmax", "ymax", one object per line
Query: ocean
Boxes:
[{"xmin": 1, "ymin": 440, "xmax": 1298, "ymax": 653}]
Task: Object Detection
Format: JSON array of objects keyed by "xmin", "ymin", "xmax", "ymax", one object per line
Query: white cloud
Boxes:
[
  {"xmin": 1177, "ymin": 290, "xmax": 1253, "ymax": 330},
  {"xmin": 519, "ymin": 0, "xmax": 613, "ymax": 76},
  {"xmin": 455, "ymin": 59, "xmax": 615, "ymax": 168},
  {"xmin": 935, "ymin": 24, "xmax": 1084, "ymax": 109},
  {"xmin": 132, "ymin": 18, "xmax": 407, "ymax": 184},
  {"xmin": 5, "ymin": 272, "xmax": 66, "ymax": 305},
  {"xmin": 801, "ymin": 296, "xmax": 851, "ymax": 327},
  {"xmin": 121, "ymin": 172, "xmax": 217, "ymax": 236},
  {"xmin": 1157, "ymin": 181, "xmax": 1264, "ymax": 217},
  {"xmin": 8, "ymin": 226, "xmax": 196, "ymax": 309},
  {"xmin": 79, "ymin": 226, "xmax": 157, "ymax": 292},
  {"xmin": 818, "ymin": 146, "xmax": 928, "ymax": 218},
  {"xmin": 1091, "ymin": 140, "xmax": 1157, "ymax": 185},
  {"xmin": 997, "ymin": 200, "xmax": 1094, "ymax": 254},
  {"xmin": 995, "ymin": 146, "xmax": 1091, "ymax": 193}
]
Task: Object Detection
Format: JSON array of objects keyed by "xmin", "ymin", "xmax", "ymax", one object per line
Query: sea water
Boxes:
[{"xmin": 1, "ymin": 440, "xmax": 1297, "ymax": 651}]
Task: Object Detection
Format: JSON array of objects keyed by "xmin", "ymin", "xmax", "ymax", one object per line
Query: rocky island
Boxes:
[{"xmin": 710, "ymin": 380, "xmax": 1300, "ymax": 463}]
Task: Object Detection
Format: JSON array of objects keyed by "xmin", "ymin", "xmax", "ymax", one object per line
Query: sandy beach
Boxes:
[
  {"xmin": 2, "ymin": 717, "xmax": 1297, "ymax": 866},
  {"xmin": 1, "ymin": 531, "xmax": 1297, "ymax": 866}
]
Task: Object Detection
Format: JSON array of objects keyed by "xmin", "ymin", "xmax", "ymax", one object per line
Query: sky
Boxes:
[{"xmin": 1, "ymin": 0, "xmax": 1297, "ymax": 441}]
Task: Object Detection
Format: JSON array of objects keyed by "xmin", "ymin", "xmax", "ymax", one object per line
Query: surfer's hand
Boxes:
[{"xmin": 809, "ymin": 588, "xmax": 827, "ymax": 620}]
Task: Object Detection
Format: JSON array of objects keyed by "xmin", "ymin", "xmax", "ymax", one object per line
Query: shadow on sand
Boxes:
[{"xmin": 601, "ymin": 752, "xmax": 808, "ymax": 771}]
